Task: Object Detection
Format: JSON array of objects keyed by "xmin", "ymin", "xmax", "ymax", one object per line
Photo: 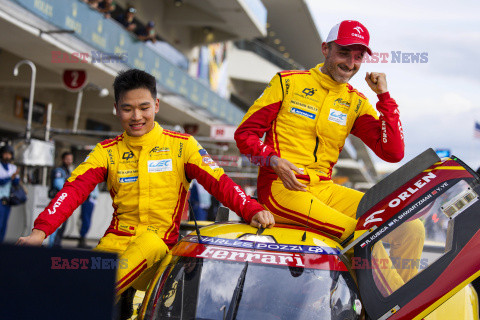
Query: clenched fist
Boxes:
[{"xmin": 365, "ymin": 72, "xmax": 388, "ymax": 95}]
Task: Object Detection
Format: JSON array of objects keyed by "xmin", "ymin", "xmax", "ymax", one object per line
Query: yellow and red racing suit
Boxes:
[
  {"xmin": 235, "ymin": 64, "xmax": 404, "ymax": 239},
  {"xmin": 235, "ymin": 64, "xmax": 424, "ymax": 290},
  {"xmin": 34, "ymin": 122, "xmax": 264, "ymax": 294}
]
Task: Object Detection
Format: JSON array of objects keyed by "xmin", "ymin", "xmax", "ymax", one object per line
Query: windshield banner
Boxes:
[
  {"xmin": 172, "ymin": 241, "xmax": 348, "ymax": 271},
  {"xmin": 182, "ymin": 235, "xmax": 339, "ymax": 255}
]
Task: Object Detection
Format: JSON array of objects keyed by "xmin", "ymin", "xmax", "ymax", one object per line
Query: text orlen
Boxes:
[
  {"xmin": 233, "ymin": 186, "xmax": 247, "ymax": 206},
  {"xmin": 388, "ymin": 172, "xmax": 436, "ymax": 208},
  {"xmin": 51, "ymin": 257, "xmax": 128, "ymax": 270},
  {"xmin": 363, "ymin": 172, "xmax": 436, "ymax": 227},
  {"xmin": 48, "ymin": 192, "xmax": 68, "ymax": 215}
]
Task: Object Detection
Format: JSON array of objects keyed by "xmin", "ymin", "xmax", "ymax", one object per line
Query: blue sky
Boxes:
[{"xmin": 306, "ymin": 0, "xmax": 480, "ymax": 172}]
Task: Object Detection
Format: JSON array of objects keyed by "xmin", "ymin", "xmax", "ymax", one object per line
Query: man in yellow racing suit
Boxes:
[
  {"xmin": 17, "ymin": 69, "xmax": 275, "ymax": 318},
  {"xmin": 234, "ymin": 20, "xmax": 424, "ymax": 295}
]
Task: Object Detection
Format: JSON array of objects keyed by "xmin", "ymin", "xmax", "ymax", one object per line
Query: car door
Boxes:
[{"xmin": 353, "ymin": 148, "xmax": 480, "ymax": 320}]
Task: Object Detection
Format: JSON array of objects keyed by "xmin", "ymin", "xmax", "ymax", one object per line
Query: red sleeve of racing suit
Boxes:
[
  {"xmin": 33, "ymin": 144, "xmax": 107, "ymax": 236},
  {"xmin": 184, "ymin": 137, "xmax": 264, "ymax": 222},
  {"xmin": 351, "ymin": 92, "xmax": 404, "ymax": 163},
  {"xmin": 234, "ymin": 74, "xmax": 283, "ymax": 165}
]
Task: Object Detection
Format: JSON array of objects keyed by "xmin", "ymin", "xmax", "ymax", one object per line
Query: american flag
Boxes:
[{"xmin": 475, "ymin": 122, "xmax": 480, "ymax": 139}]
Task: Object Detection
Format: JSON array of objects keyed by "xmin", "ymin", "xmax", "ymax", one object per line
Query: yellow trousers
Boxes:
[
  {"xmin": 261, "ymin": 179, "xmax": 363, "ymax": 242},
  {"xmin": 95, "ymin": 231, "xmax": 169, "ymax": 296},
  {"xmin": 259, "ymin": 179, "xmax": 425, "ymax": 295}
]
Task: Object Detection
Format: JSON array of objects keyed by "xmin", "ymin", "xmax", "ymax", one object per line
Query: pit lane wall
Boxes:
[{"xmin": 4, "ymin": 184, "xmax": 112, "ymax": 243}]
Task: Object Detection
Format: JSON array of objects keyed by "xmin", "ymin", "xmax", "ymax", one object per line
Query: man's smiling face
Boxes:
[
  {"xmin": 115, "ymin": 88, "xmax": 159, "ymax": 137},
  {"xmin": 321, "ymin": 42, "xmax": 366, "ymax": 84}
]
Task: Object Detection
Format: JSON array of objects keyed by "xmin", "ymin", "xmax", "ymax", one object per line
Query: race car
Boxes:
[{"xmin": 136, "ymin": 149, "xmax": 480, "ymax": 319}]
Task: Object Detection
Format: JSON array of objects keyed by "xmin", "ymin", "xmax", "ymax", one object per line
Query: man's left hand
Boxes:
[
  {"xmin": 250, "ymin": 210, "xmax": 275, "ymax": 229},
  {"xmin": 365, "ymin": 72, "xmax": 388, "ymax": 95}
]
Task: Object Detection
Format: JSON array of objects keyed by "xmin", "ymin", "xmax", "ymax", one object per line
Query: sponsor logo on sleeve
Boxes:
[
  {"xmin": 199, "ymin": 149, "xmax": 219, "ymax": 169},
  {"xmin": 148, "ymin": 159, "xmax": 173, "ymax": 173},
  {"xmin": 328, "ymin": 109, "xmax": 347, "ymax": 126},
  {"xmin": 285, "ymin": 78, "xmax": 290, "ymax": 94},
  {"xmin": 354, "ymin": 99, "xmax": 362, "ymax": 113},
  {"xmin": 48, "ymin": 193, "xmax": 68, "ymax": 215},
  {"xmin": 107, "ymin": 149, "xmax": 115, "ymax": 165},
  {"xmin": 178, "ymin": 143, "xmax": 183, "ymax": 158},
  {"xmin": 233, "ymin": 186, "xmax": 247, "ymax": 205},
  {"xmin": 202, "ymin": 156, "xmax": 219, "ymax": 169}
]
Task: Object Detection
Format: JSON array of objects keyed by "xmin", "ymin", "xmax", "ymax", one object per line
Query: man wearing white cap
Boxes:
[{"xmin": 235, "ymin": 20, "xmax": 425, "ymax": 294}]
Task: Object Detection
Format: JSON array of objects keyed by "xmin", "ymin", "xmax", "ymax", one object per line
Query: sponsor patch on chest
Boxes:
[
  {"xmin": 148, "ymin": 159, "xmax": 173, "ymax": 173},
  {"xmin": 290, "ymin": 107, "xmax": 316, "ymax": 120},
  {"xmin": 328, "ymin": 109, "xmax": 347, "ymax": 126},
  {"xmin": 119, "ymin": 176, "xmax": 138, "ymax": 183}
]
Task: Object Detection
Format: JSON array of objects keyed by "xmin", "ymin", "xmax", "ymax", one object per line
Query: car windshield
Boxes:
[{"xmin": 145, "ymin": 255, "xmax": 362, "ymax": 320}]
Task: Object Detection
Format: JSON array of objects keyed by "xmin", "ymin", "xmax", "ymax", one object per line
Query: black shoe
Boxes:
[
  {"xmin": 119, "ymin": 287, "xmax": 136, "ymax": 320},
  {"xmin": 77, "ymin": 237, "xmax": 91, "ymax": 249}
]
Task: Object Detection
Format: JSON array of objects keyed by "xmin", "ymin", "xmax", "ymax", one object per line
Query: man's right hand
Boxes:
[
  {"xmin": 365, "ymin": 72, "xmax": 388, "ymax": 95},
  {"xmin": 250, "ymin": 210, "xmax": 275, "ymax": 229},
  {"xmin": 270, "ymin": 156, "xmax": 307, "ymax": 191},
  {"xmin": 16, "ymin": 229, "xmax": 46, "ymax": 246}
]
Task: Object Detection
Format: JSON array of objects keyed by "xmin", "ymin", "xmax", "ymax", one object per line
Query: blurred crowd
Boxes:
[{"xmin": 81, "ymin": 0, "xmax": 159, "ymax": 43}]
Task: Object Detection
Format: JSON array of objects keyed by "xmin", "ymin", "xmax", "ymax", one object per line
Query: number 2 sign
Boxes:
[{"xmin": 62, "ymin": 69, "xmax": 87, "ymax": 92}]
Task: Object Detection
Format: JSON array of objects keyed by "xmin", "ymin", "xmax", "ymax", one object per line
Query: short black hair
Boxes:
[
  {"xmin": 61, "ymin": 151, "xmax": 73, "ymax": 160},
  {"xmin": 113, "ymin": 69, "xmax": 157, "ymax": 104}
]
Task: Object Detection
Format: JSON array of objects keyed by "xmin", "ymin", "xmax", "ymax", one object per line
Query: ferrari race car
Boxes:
[{"xmin": 136, "ymin": 149, "xmax": 480, "ymax": 320}]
